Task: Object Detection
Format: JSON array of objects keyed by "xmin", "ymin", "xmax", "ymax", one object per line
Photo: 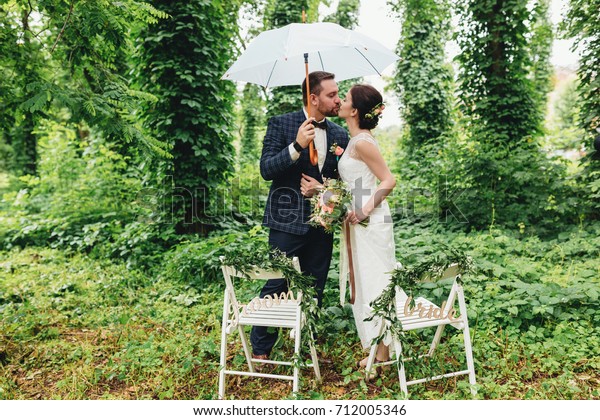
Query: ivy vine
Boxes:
[
  {"xmin": 563, "ymin": 0, "xmax": 600, "ymax": 220},
  {"xmin": 390, "ymin": 0, "xmax": 453, "ymax": 151},
  {"xmin": 450, "ymin": 0, "xmax": 570, "ymax": 229},
  {"xmin": 135, "ymin": 0, "xmax": 240, "ymax": 233}
]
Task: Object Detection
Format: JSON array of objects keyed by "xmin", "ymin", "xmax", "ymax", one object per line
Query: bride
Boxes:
[{"xmin": 337, "ymin": 84, "xmax": 407, "ymax": 373}]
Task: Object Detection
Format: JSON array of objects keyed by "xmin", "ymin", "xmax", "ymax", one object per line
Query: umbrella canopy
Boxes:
[{"xmin": 222, "ymin": 22, "xmax": 398, "ymax": 87}]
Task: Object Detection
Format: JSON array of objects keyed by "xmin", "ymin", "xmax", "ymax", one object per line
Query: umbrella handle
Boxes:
[
  {"xmin": 305, "ymin": 53, "xmax": 318, "ymax": 166},
  {"xmin": 309, "ymin": 142, "xmax": 318, "ymax": 166}
]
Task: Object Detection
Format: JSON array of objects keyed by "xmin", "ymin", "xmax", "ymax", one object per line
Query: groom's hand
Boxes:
[
  {"xmin": 296, "ymin": 119, "xmax": 316, "ymax": 149},
  {"xmin": 300, "ymin": 173, "xmax": 321, "ymax": 198}
]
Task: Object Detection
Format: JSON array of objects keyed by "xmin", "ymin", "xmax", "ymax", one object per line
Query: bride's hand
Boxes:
[{"xmin": 346, "ymin": 210, "xmax": 368, "ymax": 225}]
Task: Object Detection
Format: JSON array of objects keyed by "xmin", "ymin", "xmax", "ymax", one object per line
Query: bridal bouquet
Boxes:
[{"xmin": 308, "ymin": 178, "xmax": 353, "ymax": 233}]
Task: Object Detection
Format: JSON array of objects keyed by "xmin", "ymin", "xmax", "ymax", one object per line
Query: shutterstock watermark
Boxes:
[{"xmin": 135, "ymin": 175, "xmax": 468, "ymax": 225}]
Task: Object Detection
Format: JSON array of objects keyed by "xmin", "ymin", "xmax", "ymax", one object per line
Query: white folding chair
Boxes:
[
  {"xmin": 365, "ymin": 263, "xmax": 477, "ymax": 397},
  {"xmin": 218, "ymin": 256, "xmax": 321, "ymax": 399}
]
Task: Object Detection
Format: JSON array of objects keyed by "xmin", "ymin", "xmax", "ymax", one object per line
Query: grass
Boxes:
[{"xmin": 1, "ymin": 226, "xmax": 599, "ymax": 400}]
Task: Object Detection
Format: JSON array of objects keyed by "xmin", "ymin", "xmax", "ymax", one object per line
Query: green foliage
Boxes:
[
  {"xmin": 392, "ymin": 220, "xmax": 600, "ymax": 330},
  {"xmin": 552, "ymin": 77, "xmax": 582, "ymax": 133},
  {"xmin": 0, "ymin": 2, "xmax": 45, "ymax": 175},
  {"xmin": 387, "ymin": 0, "xmax": 457, "ymax": 229},
  {"xmin": 0, "ymin": 123, "xmax": 127, "ymax": 247},
  {"xmin": 562, "ymin": 0, "xmax": 600, "ymax": 219},
  {"xmin": 233, "ymin": 2, "xmax": 269, "ymax": 165},
  {"xmin": 0, "ymin": 248, "xmax": 225, "ymax": 399},
  {"xmin": 528, "ymin": 0, "xmax": 553, "ymax": 118},
  {"xmin": 455, "ymin": 0, "xmax": 542, "ymax": 145},
  {"xmin": 445, "ymin": 138, "xmax": 580, "ymax": 232},
  {"xmin": 47, "ymin": 0, "xmax": 169, "ymax": 154},
  {"xmin": 323, "ymin": 0, "xmax": 360, "ymax": 29},
  {"xmin": 239, "ymin": 83, "xmax": 266, "ymax": 162},
  {"xmin": 266, "ymin": 87, "xmax": 303, "ymax": 118},
  {"xmin": 576, "ymin": 155, "xmax": 600, "ymax": 220},
  {"xmin": 134, "ymin": 1, "xmax": 240, "ymax": 233},
  {"xmin": 265, "ymin": 0, "xmax": 310, "ymax": 27},
  {"xmin": 0, "ymin": 137, "xmax": 13, "ymax": 173},
  {"xmin": 0, "ymin": 0, "xmax": 171, "ymax": 173},
  {"xmin": 0, "ymin": 122, "xmax": 179, "ymax": 268},
  {"xmin": 2, "ymin": 220, "xmax": 599, "ymax": 399},
  {"xmin": 451, "ymin": 0, "xmax": 576, "ymax": 229},
  {"xmin": 543, "ymin": 75, "xmax": 587, "ymax": 154},
  {"xmin": 562, "ymin": 0, "xmax": 600, "ymax": 137},
  {"xmin": 0, "ymin": 12, "xmax": 18, "ymax": 143},
  {"xmin": 222, "ymin": 161, "xmax": 270, "ymax": 223},
  {"xmin": 390, "ymin": 0, "xmax": 453, "ymax": 150},
  {"xmin": 159, "ymin": 226, "xmax": 268, "ymax": 287}
]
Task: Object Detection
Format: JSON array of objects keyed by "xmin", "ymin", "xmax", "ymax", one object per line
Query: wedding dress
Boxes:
[{"xmin": 338, "ymin": 132, "xmax": 407, "ymax": 348}]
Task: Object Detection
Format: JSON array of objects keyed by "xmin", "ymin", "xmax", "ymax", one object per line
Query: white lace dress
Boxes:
[{"xmin": 338, "ymin": 132, "xmax": 407, "ymax": 348}]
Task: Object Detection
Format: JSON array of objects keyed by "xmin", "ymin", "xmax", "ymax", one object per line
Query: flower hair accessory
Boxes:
[{"xmin": 364, "ymin": 102, "xmax": 385, "ymax": 120}]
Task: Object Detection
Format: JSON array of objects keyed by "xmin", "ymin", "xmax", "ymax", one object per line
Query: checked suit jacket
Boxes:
[{"xmin": 260, "ymin": 110, "xmax": 350, "ymax": 235}]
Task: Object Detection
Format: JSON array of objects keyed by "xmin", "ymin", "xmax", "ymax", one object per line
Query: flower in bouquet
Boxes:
[{"xmin": 308, "ymin": 178, "xmax": 353, "ymax": 233}]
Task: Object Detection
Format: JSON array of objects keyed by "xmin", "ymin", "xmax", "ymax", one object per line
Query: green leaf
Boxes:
[{"xmin": 23, "ymin": 90, "xmax": 51, "ymax": 113}]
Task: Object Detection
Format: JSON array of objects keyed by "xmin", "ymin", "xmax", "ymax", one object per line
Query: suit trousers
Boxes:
[{"xmin": 250, "ymin": 226, "xmax": 333, "ymax": 356}]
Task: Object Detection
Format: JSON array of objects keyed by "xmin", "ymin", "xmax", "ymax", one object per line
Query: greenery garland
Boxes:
[
  {"xmin": 367, "ymin": 247, "xmax": 475, "ymax": 378},
  {"xmin": 221, "ymin": 242, "xmax": 321, "ymax": 366}
]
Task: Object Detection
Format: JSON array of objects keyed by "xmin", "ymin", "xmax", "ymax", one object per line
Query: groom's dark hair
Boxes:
[{"xmin": 302, "ymin": 71, "xmax": 335, "ymax": 106}]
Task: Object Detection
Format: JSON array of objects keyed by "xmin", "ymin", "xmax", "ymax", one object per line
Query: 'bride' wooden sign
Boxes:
[{"xmin": 401, "ymin": 296, "xmax": 458, "ymax": 321}]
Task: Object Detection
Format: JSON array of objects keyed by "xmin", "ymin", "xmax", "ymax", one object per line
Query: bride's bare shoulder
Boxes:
[{"xmin": 353, "ymin": 134, "xmax": 378, "ymax": 149}]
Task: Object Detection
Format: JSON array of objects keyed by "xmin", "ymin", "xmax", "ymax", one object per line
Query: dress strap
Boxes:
[{"xmin": 352, "ymin": 132, "xmax": 378, "ymax": 146}]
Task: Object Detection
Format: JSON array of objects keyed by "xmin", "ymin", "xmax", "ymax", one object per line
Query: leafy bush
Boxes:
[
  {"xmin": 158, "ymin": 225, "xmax": 268, "ymax": 287},
  {"xmin": 0, "ymin": 121, "xmax": 183, "ymax": 269},
  {"xmin": 1, "ymin": 122, "xmax": 133, "ymax": 247},
  {"xmin": 441, "ymin": 134, "xmax": 581, "ymax": 232},
  {"xmin": 393, "ymin": 220, "xmax": 600, "ymax": 332}
]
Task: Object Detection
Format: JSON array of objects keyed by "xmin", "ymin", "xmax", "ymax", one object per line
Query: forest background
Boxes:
[{"xmin": 0, "ymin": 0, "xmax": 599, "ymax": 400}]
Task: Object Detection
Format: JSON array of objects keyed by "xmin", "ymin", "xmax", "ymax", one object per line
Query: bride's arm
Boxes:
[{"xmin": 349, "ymin": 139, "xmax": 396, "ymax": 223}]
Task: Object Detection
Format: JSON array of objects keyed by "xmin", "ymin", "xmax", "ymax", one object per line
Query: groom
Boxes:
[{"xmin": 251, "ymin": 71, "xmax": 350, "ymax": 360}]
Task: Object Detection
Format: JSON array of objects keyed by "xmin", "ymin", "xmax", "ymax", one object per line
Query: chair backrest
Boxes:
[
  {"xmin": 394, "ymin": 263, "xmax": 463, "ymax": 324},
  {"xmin": 220, "ymin": 256, "xmax": 301, "ymax": 323},
  {"xmin": 424, "ymin": 264, "xmax": 461, "ymax": 317},
  {"xmin": 419, "ymin": 263, "xmax": 460, "ymax": 284},
  {"xmin": 393, "ymin": 263, "xmax": 460, "ymax": 295},
  {"xmin": 220, "ymin": 256, "xmax": 300, "ymax": 280}
]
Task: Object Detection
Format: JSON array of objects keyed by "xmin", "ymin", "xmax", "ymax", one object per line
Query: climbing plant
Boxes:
[
  {"xmin": 450, "ymin": 0, "xmax": 571, "ymax": 230},
  {"xmin": 390, "ymin": 0, "xmax": 453, "ymax": 151},
  {"xmin": 563, "ymin": 0, "xmax": 600, "ymax": 219},
  {"xmin": 134, "ymin": 1, "xmax": 241, "ymax": 233}
]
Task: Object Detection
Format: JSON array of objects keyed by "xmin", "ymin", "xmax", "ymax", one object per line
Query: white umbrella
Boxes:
[{"xmin": 222, "ymin": 22, "xmax": 399, "ymax": 87}]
